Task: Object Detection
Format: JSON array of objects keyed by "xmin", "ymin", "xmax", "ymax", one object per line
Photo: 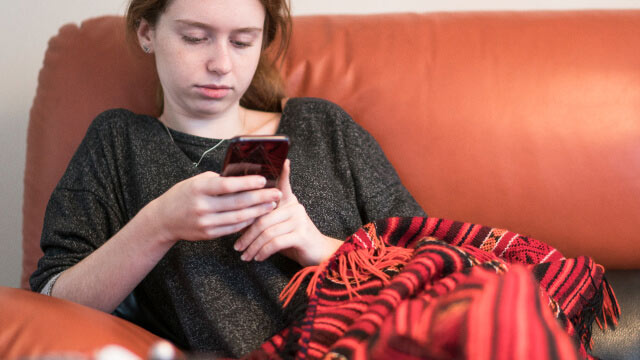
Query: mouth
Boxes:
[
  {"xmin": 195, "ymin": 84, "xmax": 233, "ymax": 99},
  {"xmin": 199, "ymin": 84, "xmax": 232, "ymax": 90}
]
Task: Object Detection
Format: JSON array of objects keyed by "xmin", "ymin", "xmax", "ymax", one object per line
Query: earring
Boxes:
[{"xmin": 142, "ymin": 45, "xmax": 151, "ymax": 53}]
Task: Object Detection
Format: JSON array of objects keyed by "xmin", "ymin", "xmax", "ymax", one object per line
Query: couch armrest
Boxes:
[
  {"xmin": 590, "ymin": 270, "xmax": 640, "ymax": 360},
  {"xmin": 0, "ymin": 286, "xmax": 175, "ymax": 359}
]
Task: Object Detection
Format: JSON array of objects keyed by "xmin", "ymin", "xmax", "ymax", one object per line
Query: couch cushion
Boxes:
[{"xmin": 0, "ymin": 286, "xmax": 173, "ymax": 358}]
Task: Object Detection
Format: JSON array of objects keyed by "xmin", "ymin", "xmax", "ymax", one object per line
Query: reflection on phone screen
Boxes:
[{"xmin": 222, "ymin": 137, "xmax": 289, "ymax": 188}]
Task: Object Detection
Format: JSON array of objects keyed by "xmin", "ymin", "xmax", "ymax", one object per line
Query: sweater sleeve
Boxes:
[
  {"xmin": 337, "ymin": 107, "xmax": 427, "ymax": 223},
  {"xmin": 29, "ymin": 111, "xmax": 126, "ymax": 293}
]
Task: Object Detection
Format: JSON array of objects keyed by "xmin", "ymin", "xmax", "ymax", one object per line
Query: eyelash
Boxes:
[
  {"xmin": 182, "ymin": 35, "xmax": 206, "ymax": 44},
  {"xmin": 182, "ymin": 36, "xmax": 252, "ymax": 49},
  {"xmin": 231, "ymin": 40, "xmax": 252, "ymax": 48}
]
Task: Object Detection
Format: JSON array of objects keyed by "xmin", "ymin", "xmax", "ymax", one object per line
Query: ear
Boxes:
[{"xmin": 136, "ymin": 18, "xmax": 155, "ymax": 53}]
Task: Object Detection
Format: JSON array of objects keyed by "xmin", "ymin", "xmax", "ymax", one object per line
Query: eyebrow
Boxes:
[{"xmin": 175, "ymin": 19, "xmax": 262, "ymax": 33}]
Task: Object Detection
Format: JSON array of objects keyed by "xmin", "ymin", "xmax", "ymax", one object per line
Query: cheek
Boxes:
[
  {"xmin": 155, "ymin": 46, "xmax": 195, "ymax": 87},
  {"xmin": 155, "ymin": 56, "xmax": 180, "ymax": 89},
  {"xmin": 239, "ymin": 49, "xmax": 263, "ymax": 81}
]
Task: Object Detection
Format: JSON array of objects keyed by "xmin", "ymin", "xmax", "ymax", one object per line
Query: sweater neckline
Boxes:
[{"xmin": 152, "ymin": 103, "xmax": 291, "ymax": 147}]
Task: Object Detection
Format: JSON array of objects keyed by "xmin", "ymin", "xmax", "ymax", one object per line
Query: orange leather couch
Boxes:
[{"xmin": 2, "ymin": 10, "xmax": 639, "ymax": 359}]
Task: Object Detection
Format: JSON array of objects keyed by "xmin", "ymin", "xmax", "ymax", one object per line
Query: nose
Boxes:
[{"xmin": 206, "ymin": 41, "xmax": 232, "ymax": 75}]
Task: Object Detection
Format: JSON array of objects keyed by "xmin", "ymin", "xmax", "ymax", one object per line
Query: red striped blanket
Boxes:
[{"xmin": 246, "ymin": 217, "xmax": 619, "ymax": 360}]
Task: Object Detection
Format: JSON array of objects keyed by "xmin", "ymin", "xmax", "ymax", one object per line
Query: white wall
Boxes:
[{"xmin": 2, "ymin": 0, "xmax": 639, "ymax": 288}]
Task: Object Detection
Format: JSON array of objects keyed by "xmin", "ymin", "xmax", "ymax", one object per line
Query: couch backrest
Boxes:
[{"xmin": 23, "ymin": 11, "xmax": 640, "ymax": 288}]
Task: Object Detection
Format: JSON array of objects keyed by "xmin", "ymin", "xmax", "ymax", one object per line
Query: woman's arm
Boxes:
[
  {"xmin": 47, "ymin": 172, "xmax": 282, "ymax": 313},
  {"xmin": 50, "ymin": 200, "xmax": 175, "ymax": 313}
]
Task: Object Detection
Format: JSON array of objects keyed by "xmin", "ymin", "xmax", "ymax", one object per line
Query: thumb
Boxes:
[{"xmin": 277, "ymin": 159, "xmax": 294, "ymax": 200}]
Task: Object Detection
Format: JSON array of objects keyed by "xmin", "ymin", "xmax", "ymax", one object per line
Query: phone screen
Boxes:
[{"xmin": 221, "ymin": 135, "xmax": 290, "ymax": 188}]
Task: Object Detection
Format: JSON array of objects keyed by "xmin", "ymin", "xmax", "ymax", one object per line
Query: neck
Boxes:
[{"xmin": 160, "ymin": 104, "xmax": 246, "ymax": 139}]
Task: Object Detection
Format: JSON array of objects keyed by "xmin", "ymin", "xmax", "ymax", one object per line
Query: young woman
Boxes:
[{"xmin": 30, "ymin": 0, "xmax": 425, "ymax": 356}]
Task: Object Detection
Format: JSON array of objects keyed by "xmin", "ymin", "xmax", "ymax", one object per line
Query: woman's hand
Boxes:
[
  {"xmin": 233, "ymin": 160, "xmax": 343, "ymax": 267},
  {"xmin": 148, "ymin": 171, "xmax": 283, "ymax": 244}
]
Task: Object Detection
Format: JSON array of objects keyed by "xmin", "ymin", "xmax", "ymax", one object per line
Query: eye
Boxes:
[
  {"xmin": 182, "ymin": 35, "xmax": 207, "ymax": 44},
  {"xmin": 231, "ymin": 40, "xmax": 252, "ymax": 49}
]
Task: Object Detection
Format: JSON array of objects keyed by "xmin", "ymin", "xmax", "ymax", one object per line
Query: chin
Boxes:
[{"xmin": 190, "ymin": 100, "xmax": 235, "ymax": 117}]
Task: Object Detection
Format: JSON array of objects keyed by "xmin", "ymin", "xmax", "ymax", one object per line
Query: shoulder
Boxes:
[
  {"xmin": 282, "ymin": 98, "xmax": 384, "ymax": 157},
  {"xmin": 284, "ymin": 97, "xmax": 351, "ymax": 121},
  {"xmin": 283, "ymin": 97, "xmax": 361, "ymax": 133},
  {"xmin": 88, "ymin": 108, "xmax": 153, "ymax": 132},
  {"xmin": 84, "ymin": 108, "xmax": 160, "ymax": 142}
]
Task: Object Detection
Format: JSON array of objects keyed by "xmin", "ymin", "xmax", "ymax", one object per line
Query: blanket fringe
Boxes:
[
  {"xmin": 595, "ymin": 277, "xmax": 620, "ymax": 331},
  {"xmin": 279, "ymin": 234, "xmax": 414, "ymax": 308}
]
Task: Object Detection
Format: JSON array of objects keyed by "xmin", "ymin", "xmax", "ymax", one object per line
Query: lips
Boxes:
[{"xmin": 196, "ymin": 84, "xmax": 232, "ymax": 99}]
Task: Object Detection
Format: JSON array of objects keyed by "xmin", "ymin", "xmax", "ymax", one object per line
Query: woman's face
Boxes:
[{"xmin": 141, "ymin": 0, "xmax": 265, "ymax": 119}]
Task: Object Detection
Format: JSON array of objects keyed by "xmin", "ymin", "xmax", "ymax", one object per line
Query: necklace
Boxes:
[{"xmin": 161, "ymin": 122, "xmax": 227, "ymax": 168}]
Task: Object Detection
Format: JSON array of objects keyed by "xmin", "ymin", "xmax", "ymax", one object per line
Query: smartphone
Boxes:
[{"xmin": 221, "ymin": 135, "xmax": 290, "ymax": 188}]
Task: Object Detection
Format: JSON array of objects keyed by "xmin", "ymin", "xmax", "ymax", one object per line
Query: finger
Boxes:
[
  {"xmin": 197, "ymin": 171, "xmax": 220, "ymax": 178},
  {"xmin": 234, "ymin": 206, "xmax": 293, "ymax": 252},
  {"xmin": 277, "ymin": 159, "xmax": 294, "ymax": 201},
  {"xmin": 253, "ymin": 233, "xmax": 299, "ymax": 262},
  {"xmin": 204, "ymin": 218, "xmax": 254, "ymax": 239},
  {"xmin": 201, "ymin": 201, "xmax": 277, "ymax": 227},
  {"xmin": 196, "ymin": 174, "xmax": 267, "ymax": 196},
  {"xmin": 211, "ymin": 188, "xmax": 282, "ymax": 212},
  {"xmin": 240, "ymin": 221, "xmax": 295, "ymax": 261}
]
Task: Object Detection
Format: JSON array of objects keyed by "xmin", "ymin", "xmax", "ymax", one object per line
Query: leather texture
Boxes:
[
  {"xmin": 591, "ymin": 270, "xmax": 640, "ymax": 360},
  {"xmin": 0, "ymin": 286, "xmax": 173, "ymax": 358}
]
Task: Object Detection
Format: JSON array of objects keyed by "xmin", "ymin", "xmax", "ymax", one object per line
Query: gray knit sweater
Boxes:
[{"xmin": 30, "ymin": 97, "xmax": 425, "ymax": 357}]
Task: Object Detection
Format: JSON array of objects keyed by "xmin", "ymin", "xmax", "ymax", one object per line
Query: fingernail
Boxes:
[
  {"xmin": 241, "ymin": 253, "xmax": 249, "ymax": 261},
  {"xmin": 233, "ymin": 242, "xmax": 240, "ymax": 251},
  {"xmin": 259, "ymin": 177, "xmax": 267, "ymax": 185},
  {"xmin": 270, "ymin": 201, "xmax": 277, "ymax": 208}
]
